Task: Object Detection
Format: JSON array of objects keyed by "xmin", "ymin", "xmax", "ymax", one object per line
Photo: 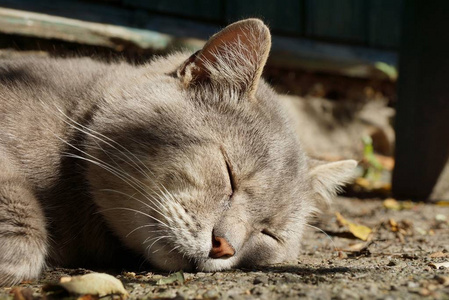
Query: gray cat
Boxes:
[{"xmin": 0, "ymin": 19, "xmax": 356, "ymax": 286}]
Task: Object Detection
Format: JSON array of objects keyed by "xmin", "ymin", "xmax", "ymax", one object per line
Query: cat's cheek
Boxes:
[
  {"xmin": 237, "ymin": 234, "xmax": 296, "ymax": 267},
  {"xmin": 145, "ymin": 249, "xmax": 193, "ymax": 271}
]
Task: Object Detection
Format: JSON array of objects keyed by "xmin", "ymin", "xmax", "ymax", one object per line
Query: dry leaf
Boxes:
[
  {"xmin": 383, "ymin": 198, "xmax": 401, "ymax": 210},
  {"xmin": 435, "ymin": 214, "xmax": 447, "ymax": 222},
  {"xmin": 43, "ymin": 273, "xmax": 128, "ymax": 298},
  {"xmin": 156, "ymin": 271, "xmax": 185, "ymax": 285},
  {"xmin": 429, "ymin": 261, "xmax": 449, "ymax": 269},
  {"xmin": 383, "ymin": 198, "xmax": 415, "ymax": 210},
  {"xmin": 11, "ymin": 288, "xmax": 35, "ymax": 300},
  {"xmin": 347, "ymin": 223, "xmax": 372, "ymax": 241},
  {"xmin": 335, "ymin": 212, "xmax": 372, "ymax": 241},
  {"xmin": 436, "ymin": 201, "xmax": 449, "ymax": 207},
  {"xmin": 389, "ymin": 218, "xmax": 398, "ymax": 231},
  {"xmin": 348, "ymin": 242, "xmax": 367, "ymax": 251},
  {"xmin": 388, "ymin": 218, "xmax": 413, "ymax": 236},
  {"xmin": 336, "ymin": 212, "xmax": 349, "ymax": 227},
  {"xmin": 77, "ymin": 295, "xmax": 99, "ymax": 300}
]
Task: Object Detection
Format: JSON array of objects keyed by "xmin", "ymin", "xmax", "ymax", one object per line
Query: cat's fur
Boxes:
[{"xmin": 0, "ymin": 19, "xmax": 356, "ymax": 286}]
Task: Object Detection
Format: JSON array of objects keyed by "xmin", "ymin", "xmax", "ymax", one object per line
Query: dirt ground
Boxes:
[{"xmin": 1, "ymin": 197, "xmax": 448, "ymax": 300}]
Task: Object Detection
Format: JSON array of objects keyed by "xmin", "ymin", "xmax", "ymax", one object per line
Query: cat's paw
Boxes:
[
  {"xmin": 0, "ymin": 178, "xmax": 48, "ymax": 286},
  {"xmin": 0, "ymin": 234, "xmax": 47, "ymax": 286}
]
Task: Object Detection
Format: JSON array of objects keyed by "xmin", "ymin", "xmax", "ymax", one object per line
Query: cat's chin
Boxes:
[
  {"xmin": 195, "ymin": 256, "xmax": 238, "ymax": 272},
  {"xmin": 146, "ymin": 251, "xmax": 239, "ymax": 272}
]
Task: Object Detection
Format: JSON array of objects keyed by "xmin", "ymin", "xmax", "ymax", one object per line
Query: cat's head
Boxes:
[{"xmin": 86, "ymin": 19, "xmax": 357, "ymax": 271}]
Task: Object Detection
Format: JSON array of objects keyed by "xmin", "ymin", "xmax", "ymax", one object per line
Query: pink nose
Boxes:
[{"xmin": 209, "ymin": 235, "xmax": 235, "ymax": 258}]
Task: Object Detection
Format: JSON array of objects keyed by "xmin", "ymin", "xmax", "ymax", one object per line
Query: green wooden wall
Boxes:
[
  {"xmin": 0, "ymin": 0, "xmax": 403, "ymax": 50},
  {"xmin": 121, "ymin": 0, "xmax": 403, "ymax": 49}
]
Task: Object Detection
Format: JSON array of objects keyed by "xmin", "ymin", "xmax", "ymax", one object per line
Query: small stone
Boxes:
[
  {"xmin": 250, "ymin": 286, "xmax": 265, "ymax": 295},
  {"xmin": 253, "ymin": 276, "xmax": 269, "ymax": 285},
  {"xmin": 283, "ymin": 273, "xmax": 299, "ymax": 283},
  {"xmin": 419, "ymin": 288, "xmax": 430, "ymax": 296},
  {"xmin": 387, "ymin": 260, "xmax": 397, "ymax": 266},
  {"xmin": 203, "ymin": 289, "xmax": 219, "ymax": 299},
  {"xmin": 435, "ymin": 275, "xmax": 449, "ymax": 286}
]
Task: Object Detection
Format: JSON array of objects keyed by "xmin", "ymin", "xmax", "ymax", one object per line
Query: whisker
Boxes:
[
  {"xmin": 97, "ymin": 207, "xmax": 170, "ymax": 229},
  {"xmin": 52, "ymin": 105, "xmax": 151, "ymax": 178},
  {"xmin": 145, "ymin": 235, "xmax": 171, "ymax": 254},
  {"xmin": 126, "ymin": 225, "xmax": 166, "ymax": 238},
  {"xmin": 305, "ymin": 223, "xmax": 337, "ymax": 251},
  {"xmin": 61, "ymin": 151, "xmax": 167, "ymax": 211},
  {"xmin": 99, "ymin": 189, "xmax": 167, "ymax": 221}
]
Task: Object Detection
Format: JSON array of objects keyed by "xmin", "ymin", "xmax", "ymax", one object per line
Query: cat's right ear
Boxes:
[
  {"xmin": 309, "ymin": 159, "xmax": 358, "ymax": 204},
  {"xmin": 176, "ymin": 18, "xmax": 271, "ymax": 98}
]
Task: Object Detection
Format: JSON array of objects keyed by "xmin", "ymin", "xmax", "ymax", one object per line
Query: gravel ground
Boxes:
[{"xmin": 1, "ymin": 197, "xmax": 448, "ymax": 300}]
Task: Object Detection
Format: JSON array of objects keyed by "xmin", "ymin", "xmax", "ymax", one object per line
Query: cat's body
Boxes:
[{"xmin": 0, "ymin": 19, "xmax": 356, "ymax": 286}]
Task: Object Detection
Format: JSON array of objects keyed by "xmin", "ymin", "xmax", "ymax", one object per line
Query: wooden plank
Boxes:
[
  {"xmin": 0, "ymin": 0, "xmax": 134, "ymax": 27},
  {"xmin": 305, "ymin": 0, "xmax": 368, "ymax": 44},
  {"xmin": 0, "ymin": 5, "xmax": 398, "ymax": 80},
  {"xmin": 121, "ymin": 0, "xmax": 223, "ymax": 22},
  {"xmin": 392, "ymin": 0, "xmax": 449, "ymax": 200},
  {"xmin": 225, "ymin": 0, "xmax": 303, "ymax": 35},
  {"xmin": 368, "ymin": 0, "xmax": 403, "ymax": 49},
  {"xmin": 0, "ymin": 0, "xmax": 220, "ymax": 40},
  {"xmin": 0, "ymin": 7, "xmax": 203, "ymax": 52}
]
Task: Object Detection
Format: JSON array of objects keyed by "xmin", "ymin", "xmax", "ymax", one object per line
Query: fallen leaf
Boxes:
[
  {"xmin": 389, "ymin": 218, "xmax": 398, "ymax": 231},
  {"xmin": 388, "ymin": 218, "xmax": 413, "ymax": 236},
  {"xmin": 436, "ymin": 201, "xmax": 449, "ymax": 207},
  {"xmin": 383, "ymin": 198, "xmax": 416, "ymax": 210},
  {"xmin": 336, "ymin": 212, "xmax": 349, "ymax": 227},
  {"xmin": 77, "ymin": 295, "xmax": 99, "ymax": 300},
  {"xmin": 156, "ymin": 271, "xmax": 185, "ymax": 285},
  {"xmin": 383, "ymin": 198, "xmax": 401, "ymax": 210},
  {"xmin": 335, "ymin": 212, "xmax": 372, "ymax": 241},
  {"xmin": 11, "ymin": 288, "xmax": 35, "ymax": 300},
  {"xmin": 347, "ymin": 223, "xmax": 372, "ymax": 241},
  {"xmin": 43, "ymin": 273, "xmax": 128, "ymax": 298},
  {"xmin": 348, "ymin": 242, "xmax": 367, "ymax": 251},
  {"xmin": 354, "ymin": 177, "xmax": 371, "ymax": 189},
  {"xmin": 429, "ymin": 261, "xmax": 449, "ymax": 269},
  {"xmin": 435, "ymin": 214, "xmax": 447, "ymax": 222}
]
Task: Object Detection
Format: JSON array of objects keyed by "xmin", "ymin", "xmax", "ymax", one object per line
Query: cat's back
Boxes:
[{"xmin": 0, "ymin": 56, "xmax": 112, "ymax": 109}]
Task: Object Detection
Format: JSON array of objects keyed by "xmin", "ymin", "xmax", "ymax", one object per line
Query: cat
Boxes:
[{"xmin": 0, "ymin": 18, "xmax": 356, "ymax": 286}]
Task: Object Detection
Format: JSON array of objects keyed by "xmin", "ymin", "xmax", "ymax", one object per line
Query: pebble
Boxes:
[
  {"xmin": 203, "ymin": 289, "xmax": 219, "ymax": 299},
  {"xmin": 253, "ymin": 275, "xmax": 269, "ymax": 285}
]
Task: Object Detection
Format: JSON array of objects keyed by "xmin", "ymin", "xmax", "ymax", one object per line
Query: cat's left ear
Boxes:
[
  {"xmin": 309, "ymin": 159, "xmax": 358, "ymax": 203},
  {"xmin": 177, "ymin": 18, "xmax": 271, "ymax": 97}
]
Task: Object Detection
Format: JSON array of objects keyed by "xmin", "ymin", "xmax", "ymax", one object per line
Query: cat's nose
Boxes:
[{"xmin": 209, "ymin": 234, "xmax": 235, "ymax": 259}]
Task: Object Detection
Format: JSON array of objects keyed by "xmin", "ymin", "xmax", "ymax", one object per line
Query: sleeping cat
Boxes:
[{"xmin": 0, "ymin": 19, "xmax": 356, "ymax": 286}]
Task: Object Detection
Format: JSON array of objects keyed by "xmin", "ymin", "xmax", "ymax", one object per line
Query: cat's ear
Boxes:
[
  {"xmin": 177, "ymin": 18, "xmax": 271, "ymax": 97},
  {"xmin": 309, "ymin": 159, "xmax": 358, "ymax": 203}
]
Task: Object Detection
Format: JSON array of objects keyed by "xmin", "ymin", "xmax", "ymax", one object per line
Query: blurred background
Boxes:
[{"xmin": 0, "ymin": 0, "xmax": 447, "ymax": 202}]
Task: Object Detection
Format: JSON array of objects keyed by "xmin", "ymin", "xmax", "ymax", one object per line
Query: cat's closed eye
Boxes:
[{"xmin": 261, "ymin": 228, "xmax": 281, "ymax": 242}]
